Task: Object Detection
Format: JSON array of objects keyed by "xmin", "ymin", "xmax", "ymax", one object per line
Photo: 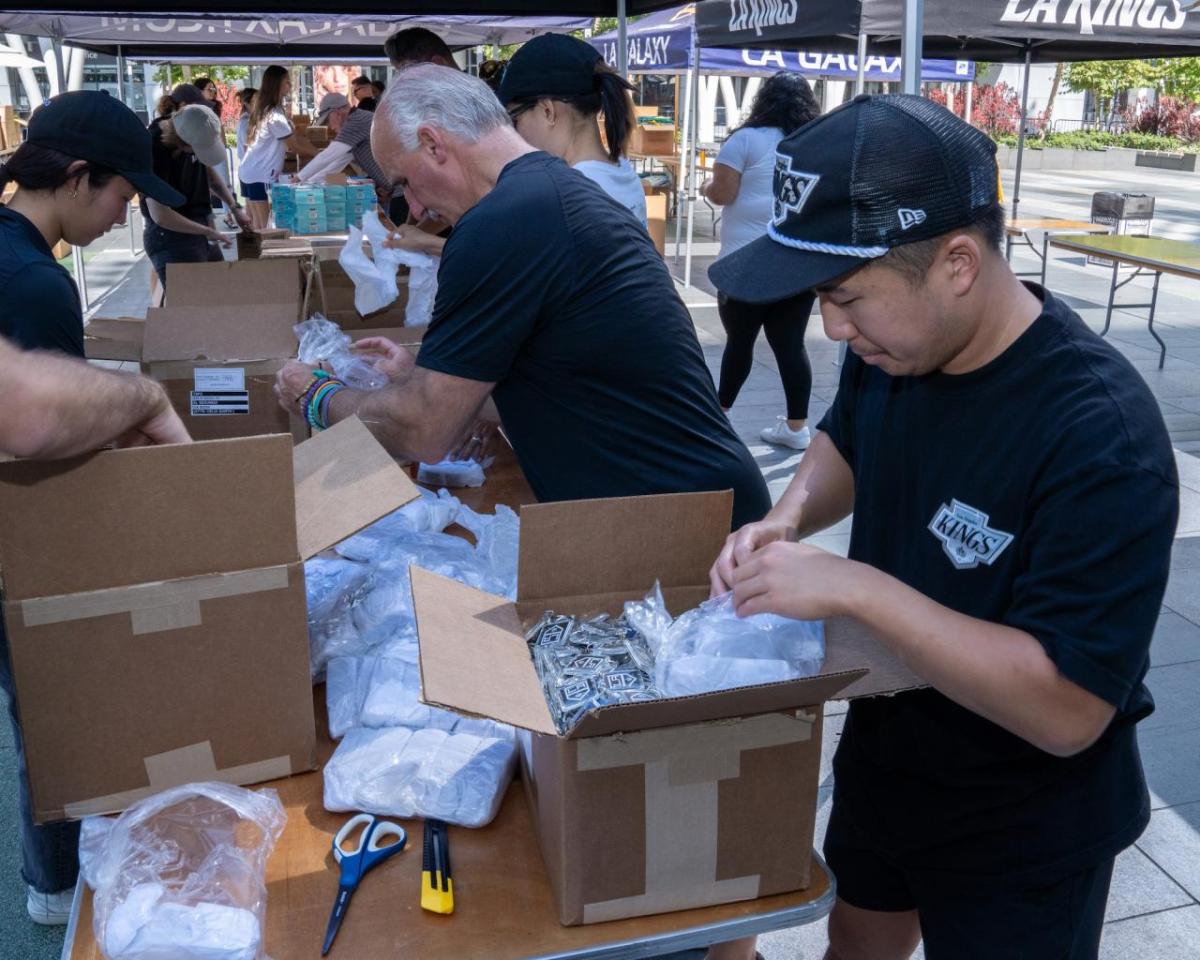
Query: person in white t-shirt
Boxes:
[
  {"xmin": 234, "ymin": 87, "xmax": 257, "ymax": 163},
  {"xmin": 238, "ymin": 66, "xmax": 317, "ymax": 229},
  {"xmin": 497, "ymin": 34, "xmax": 648, "ymax": 229},
  {"xmin": 703, "ymin": 73, "xmax": 821, "ymax": 451}
]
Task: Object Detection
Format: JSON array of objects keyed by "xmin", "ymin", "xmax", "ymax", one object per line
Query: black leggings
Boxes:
[{"xmin": 717, "ymin": 290, "xmax": 816, "ymax": 420}]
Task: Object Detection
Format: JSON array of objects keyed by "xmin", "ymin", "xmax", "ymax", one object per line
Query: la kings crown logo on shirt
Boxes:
[{"xmin": 928, "ymin": 500, "xmax": 1014, "ymax": 570}]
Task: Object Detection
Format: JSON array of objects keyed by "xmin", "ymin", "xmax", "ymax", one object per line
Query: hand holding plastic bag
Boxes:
[
  {"xmin": 293, "ymin": 314, "xmax": 388, "ymax": 391},
  {"xmin": 624, "ymin": 582, "xmax": 825, "ymax": 698},
  {"xmin": 80, "ymin": 783, "xmax": 285, "ymax": 960}
]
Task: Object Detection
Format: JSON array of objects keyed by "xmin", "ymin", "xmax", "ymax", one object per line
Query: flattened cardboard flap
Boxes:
[
  {"xmin": 142, "ymin": 304, "xmax": 299, "ymax": 363},
  {"xmin": 292, "ymin": 416, "xmax": 419, "ymax": 560},
  {"xmin": 412, "ymin": 568, "xmax": 559, "ymax": 736},
  {"xmin": 0, "ymin": 436, "xmax": 298, "ymax": 600},
  {"xmin": 83, "ymin": 317, "xmax": 144, "ymax": 362},
  {"xmin": 517, "ymin": 491, "xmax": 733, "ymax": 607},
  {"xmin": 166, "ymin": 259, "xmax": 302, "ymax": 311}
]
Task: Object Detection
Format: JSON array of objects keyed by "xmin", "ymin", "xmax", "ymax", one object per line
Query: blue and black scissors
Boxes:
[{"xmin": 321, "ymin": 813, "xmax": 408, "ymax": 956}]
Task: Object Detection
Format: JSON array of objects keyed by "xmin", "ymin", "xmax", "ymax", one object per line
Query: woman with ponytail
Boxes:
[
  {"xmin": 239, "ymin": 65, "xmax": 317, "ymax": 228},
  {"xmin": 497, "ymin": 34, "xmax": 647, "ymax": 228}
]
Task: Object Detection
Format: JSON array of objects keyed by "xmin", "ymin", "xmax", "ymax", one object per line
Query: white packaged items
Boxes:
[
  {"xmin": 338, "ymin": 213, "xmax": 438, "ymax": 324},
  {"xmin": 78, "ymin": 782, "xmax": 284, "ymax": 960},
  {"xmin": 324, "ymin": 727, "xmax": 517, "ymax": 828},
  {"xmin": 416, "ymin": 458, "xmax": 487, "ymax": 489},
  {"xmin": 326, "ymin": 653, "xmax": 513, "ymax": 742},
  {"xmin": 624, "ymin": 583, "xmax": 825, "ymax": 698}
]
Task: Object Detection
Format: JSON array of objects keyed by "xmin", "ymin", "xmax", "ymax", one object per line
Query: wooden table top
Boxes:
[
  {"xmin": 68, "ymin": 451, "xmax": 833, "ymax": 959},
  {"xmin": 1047, "ymin": 233, "xmax": 1200, "ymax": 280}
]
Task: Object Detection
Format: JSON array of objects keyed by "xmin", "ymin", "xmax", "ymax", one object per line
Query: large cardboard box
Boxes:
[
  {"xmin": 312, "ymin": 257, "xmax": 412, "ymax": 331},
  {"xmin": 630, "ymin": 123, "xmax": 676, "ymax": 157},
  {"xmin": 148, "ymin": 260, "xmax": 307, "ymax": 442},
  {"xmin": 646, "ymin": 194, "xmax": 667, "ymax": 256},
  {"xmin": 413, "ymin": 491, "xmax": 920, "ymax": 925},
  {"xmin": 84, "ymin": 317, "xmax": 145, "ymax": 363},
  {"xmin": 0, "ymin": 417, "xmax": 417, "ymax": 823}
]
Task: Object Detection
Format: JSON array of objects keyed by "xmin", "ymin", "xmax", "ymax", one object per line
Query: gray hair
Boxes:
[{"xmin": 376, "ymin": 63, "xmax": 509, "ymax": 150}]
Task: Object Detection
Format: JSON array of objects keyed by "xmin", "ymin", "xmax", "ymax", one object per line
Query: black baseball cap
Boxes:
[
  {"xmin": 496, "ymin": 34, "xmax": 600, "ymax": 106},
  {"xmin": 709, "ymin": 94, "xmax": 999, "ymax": 304},
  {"xmin": 27, "ymin": 91, "xmax": 184, "ymax": 206}
]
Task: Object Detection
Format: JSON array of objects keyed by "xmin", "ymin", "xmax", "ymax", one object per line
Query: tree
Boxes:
[
  {"xmin": 1065, "ymin": 59, "xmax": 1156, "ymax": 118},
  {"xmin": 1039, "ymin": 62, "xmax": 1065, "ymax": 139},
  {"xmin": 1159, "ymin": 58, "xmax": 1200, "ymax": 103},
  {"xmin": 153, "ymin": 64, "xmax": 249, "ymax": 87}
]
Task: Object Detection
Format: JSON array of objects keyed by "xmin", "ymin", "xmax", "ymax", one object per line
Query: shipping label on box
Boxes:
[{"xmin": 191, "ymin": 367, "xmax": 249, "ymax": 416}]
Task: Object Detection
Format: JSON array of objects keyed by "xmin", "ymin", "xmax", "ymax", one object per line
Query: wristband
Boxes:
[
  {"xmin": 315, "ymin": 382, "xmax": 346, "ymax": 431},
  {"xmin": 296, "ymin": 369, "xmax": 331, "ymax": 413},
  {"xmin": 306, "ymin": 378, "xmax": 345, "ymax": 430}
]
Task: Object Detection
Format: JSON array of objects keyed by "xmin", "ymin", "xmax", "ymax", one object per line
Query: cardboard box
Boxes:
[
  {"xmin": 312, "ymin": 257, "xmax": 412, "ymax": 331},
  {"xmin": 237, "ymin": 227, "xmax": 292, "ymax": 260},
  {"xmin": 0, "ymin": 416, "xmax": 418, "ymax": 823},
  {"xmin": 84, "ymin": 317, "xmax": 145, "ymax": 362},
  {"xmin": 146, "ymin": 260, "xmax": 308, "ymax": 442},
  {"xmin": 630, "ymin": 123, "xmax": 676, "ymax": 157},
  {"xmin": 412, "ymin": 490, "xmax": 918, "ymax": 925},
  {"xmin": 646, "ymin": 194, "xmax": 667, "ymax": 256}
]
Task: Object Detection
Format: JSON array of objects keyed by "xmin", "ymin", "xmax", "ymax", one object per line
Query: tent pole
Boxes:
[
  {"xmin": 964, "ymin": 78, "xmax": 973, "ymax": 122},
  {"xmin": 617, "ymin": 0, "xmax": 627, "ymax": 78},
  {"xmin": 50, "ymin": 38, "xmax": 66, "ymax": 94},
  {"xmin": 900, "ymin": 0, "xmax": 923, "ymax": 95},
  {"xmin": 855, "ymin": 32, "xmax": 867, "ymax": 96},
  {"xmin": 116, "ymin": 44, "xmax": 127, "ymax": 104},
  {"xmin": 1012, "ymin": 45, "xmax": 1032, "ymax": 222},
  {"xmin": 683, "ymin": 31, "xmax": 700, "ymax": 288},
  {"xmin": 673, "ymin": 56, "xmax": 694, "ymax": 264}
]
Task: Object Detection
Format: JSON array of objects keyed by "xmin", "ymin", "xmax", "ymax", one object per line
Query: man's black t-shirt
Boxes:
[
  {"xmin": 0, "ymin": 206, "xmax": 84, "ymax": 358},
  {"xmin": 141, "ymin": 117, "xmax": 212, "ymax": 226},
  {"xmin": 819, "ymin": 285, "xmax": 1178, "ymax": 886},
  {"xmin": 417, "ymin": 152, "xmax": 770, "ymax": 529}
]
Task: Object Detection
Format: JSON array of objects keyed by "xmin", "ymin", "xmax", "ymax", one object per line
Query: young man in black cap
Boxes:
[{"xmin": 710, "ymin": 95, "xmax": 1178, "ymax": 959}]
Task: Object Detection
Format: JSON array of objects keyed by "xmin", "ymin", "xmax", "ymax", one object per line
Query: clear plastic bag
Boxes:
[
  {"xmin": 416, "ymin": 458, "xmax": 486, "ymax": 489},
  {"xmin": 323, "ymin": 727, "xmax": 516, "ymax": 828},
  {"xmin": 338, "ymin": 223, "xmax": 399, "ymax": 317},
  {"xmin": 333, "ymin": 488, "xmax": 461, "ymax": 562},
  {"xmin": 80, "ymin": 783, "xmax": 285, "ymax": 960},
  {"xmin": 624, "ymin": 583, "xmax": 825, "ymax": 698},
  {"xmin": 361, "ymin": 211, "xmax": 439, "ymax": 328},
  {"xmin": 293, "ymin": 314, "xmax": 388, "ymax": 391}
]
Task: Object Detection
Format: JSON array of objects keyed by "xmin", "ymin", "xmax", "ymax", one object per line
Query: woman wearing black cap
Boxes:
[
  {"xmin": 0, "ymin": 89, "xmax": 184, "ymax": 926},
  {"xmin": 498, "ymin": 34, "xmax": 647, "ymax": 228}
]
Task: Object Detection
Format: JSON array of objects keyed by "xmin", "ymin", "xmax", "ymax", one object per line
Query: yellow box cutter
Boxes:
[{"xmin": 421, "ymin": 819, "xmax": 454, "ymax": 914}]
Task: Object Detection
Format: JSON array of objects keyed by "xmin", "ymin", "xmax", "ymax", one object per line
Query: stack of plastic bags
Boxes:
[
  {"xmin": 305, "ymin": 486, "xmax": 520, "ymax": 828},
  {"xmin": 78, "ymin": 783, "xmax": 284, "ymax": 960},
  {"xmin": 337, "ymin": 209, "xmax": 438, "ymax": 323}
]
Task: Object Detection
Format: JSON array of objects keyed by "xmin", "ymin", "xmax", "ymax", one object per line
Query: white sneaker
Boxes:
[
  {"xmin": 760, "ymin": 419, "xmax": 812, "ymax": 450},
  {"xmin": 26, "ymin": 885, "xmax": 73, "ymax": 925}
]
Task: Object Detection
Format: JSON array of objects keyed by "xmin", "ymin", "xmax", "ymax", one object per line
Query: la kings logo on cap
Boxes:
[
  {"xmin": 928, "ymin": 499, "xmax": 1014, "ymax": 570},
  {"xmin": 773, "ymin": 154, "xmax": 820, "ymax": 226}
]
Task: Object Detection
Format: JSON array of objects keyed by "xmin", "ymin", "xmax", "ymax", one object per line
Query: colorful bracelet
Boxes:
[
  {"xmin": 297, "ymin": 369, "xmax": 331, "ymax": 414},
  {"xmin": 306, "ymin": 378, "xmax": 346, "ymax": 431}
]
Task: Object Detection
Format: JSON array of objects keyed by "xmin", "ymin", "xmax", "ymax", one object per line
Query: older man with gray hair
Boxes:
[{"xmin": 276, "ymin": 65, "xmax": 769, "ymax": 529}]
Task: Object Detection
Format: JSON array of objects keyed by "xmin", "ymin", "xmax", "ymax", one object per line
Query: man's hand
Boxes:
[
  {"xmin": 353, "ymin": 336, "xmax": 415, "ymax": 381},
  {"xmin": 114, "ymin": 393, "xmax": 192, "ymax": 448},
  {"xmin": 710, "ymin": 518, "xmax": 800, "ymax": 596},
  {"xmin": 383, "ymin": 224, "xmax": 445, "ymax": 257},
  {"xmin": 730, "ymin": 540, "xmax": 859, "ymax": 620},
  {"xmin": 448, "ymin": 418, "xmax": 498, "ymax": 462},
  {"xmin": 207, "ymin": 227, "xmax": 233, "ymax": 248},
  {"xmin": 275, "ymin": 360, "xmax": 319, "ymax": 412},
  {"xmin": 231, "ymin": 206, "xmax": 253, "ymax": 232}
]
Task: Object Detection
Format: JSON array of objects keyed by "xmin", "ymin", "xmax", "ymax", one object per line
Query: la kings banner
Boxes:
[{"xmin": 696, "ymin": 0, "xmax": 1200, "ymax": 62}]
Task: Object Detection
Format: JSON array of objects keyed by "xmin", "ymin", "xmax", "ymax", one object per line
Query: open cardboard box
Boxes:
[
  {"xmin": 83, "ymin": 316, "xmax": 145, "ymax": 363},
  {"xmin": 311, "ymin": 252, "xmax": 413, "ymax": 331},
  {"xmin": 0, "ymin": 417, "xmax": 418, "ymax": 823},
  {"xmin": 412, "ymin": 490, "xmax": 919, "ymax": 926},
  {"xmin": 142, "ymin": 260, "xmax": 309, "ymax": 442}
]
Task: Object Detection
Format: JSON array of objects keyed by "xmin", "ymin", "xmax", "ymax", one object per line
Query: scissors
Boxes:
[{"xmin": 321, "ymin": 813, "xmax": 408, "ymax": 956}]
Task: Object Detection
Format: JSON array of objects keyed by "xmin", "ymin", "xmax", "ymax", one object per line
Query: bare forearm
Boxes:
[
  {"xmin": 846, "ymin": 566, "xmax": 1115, "ymax": 756},
  {"xmin": 147, "ymin": 199, "xmax": 211, "ymax": 237},
  {"xmin": 3, "ymin": 352, "xmax": 170, "ymax": 458},
  {"xmin": 768, "ymin": 431, "xmax": 854, "ymax": 537},
  {"xmin": 326, "ymin": 376, "xmax": 462, "ymax": 462}
]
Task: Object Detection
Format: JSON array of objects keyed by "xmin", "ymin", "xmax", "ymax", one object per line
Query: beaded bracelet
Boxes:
[
  {"xmin": 315, "ymin": 382, "xmax": 346, "ymax": 431},
  {"xmin": 306, "ymin": 379, "xmax": 346, "ymax": 430},
  {"xmin": 297, "ymin": 369, "xmax": 331, "ymax": 414}
]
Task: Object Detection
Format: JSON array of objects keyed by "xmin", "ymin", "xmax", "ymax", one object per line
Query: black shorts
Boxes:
[{"xmin": 824, "ymin": 801, "xmax": 1114, "ymax": 960}]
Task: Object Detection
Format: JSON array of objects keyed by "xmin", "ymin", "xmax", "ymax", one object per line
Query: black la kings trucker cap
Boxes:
[
  {"xmin": 26, "ymin": 91, "xmax": 185, "ymax": 207},
  {"xmin": 709, "ymin": 93, "xmax": 999, "ymax": 304}
]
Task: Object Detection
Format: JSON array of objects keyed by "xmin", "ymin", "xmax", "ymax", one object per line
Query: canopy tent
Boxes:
[
  {"xmin": 0, "ymin": 0, "xmax": 675, "ymax": 15},
  {"xmin": 0, "ymin": 13, "xmax": 592, "ymax": 59},
  {"xmin": 591, "ymin": 4, "xmax": 973, "ymax": 81},
  {"xmin": 694, "ymin": 0, "xmax": 1200, "ymax": 61},
  {"xmin": 691, "ymin": 0, "xmax": 1200, "ymax": 265}
]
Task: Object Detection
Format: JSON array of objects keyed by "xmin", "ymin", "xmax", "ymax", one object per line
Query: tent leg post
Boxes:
[{"xmin": 1012, "ymin": 45, "xmax": 1032, "ymax": 223}]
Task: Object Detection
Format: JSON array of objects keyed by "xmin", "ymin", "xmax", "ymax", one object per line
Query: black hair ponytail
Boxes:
[{"xmin": 593, "ymin": 63, "xmax": 636, "ymax": 163}]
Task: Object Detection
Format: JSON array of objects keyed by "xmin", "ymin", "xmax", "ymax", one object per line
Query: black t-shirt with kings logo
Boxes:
[{"xmin": 818, "ymin": 284, "xmax": 1178, "ymax": 886}]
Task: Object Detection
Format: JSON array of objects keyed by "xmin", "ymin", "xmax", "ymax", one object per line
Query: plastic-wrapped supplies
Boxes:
[
  {"xmin": 333, "ymin": 487, "xmax": 460, "ymax": 562},
  {"xmin": 416, "ymin": 458, "xmax": 486, "ymax": 489},
  {"xmin": 304, "ymin": 555, "xmax": 373, "ymax": 679},
  {"xmin": 293, "ymin": 314, "xmax": 388, "ymax": 391},
  {"xmin": 78, "ymin": 783, "xmax": 284, "ymax": 960},
  {"xmin": 324, "ymin": 727, "xmax": 516, "ymax": 828},
  {"xmin": 326, "ymin": 652, "xmax": 513, "ymax": 741},
  {"xmin": 337, "ymin": 213, "xmax": 439, "ymax": 324},
  {"xmin": 624, "ymin": 583, "xmax": 825, "ymax": 698}
]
